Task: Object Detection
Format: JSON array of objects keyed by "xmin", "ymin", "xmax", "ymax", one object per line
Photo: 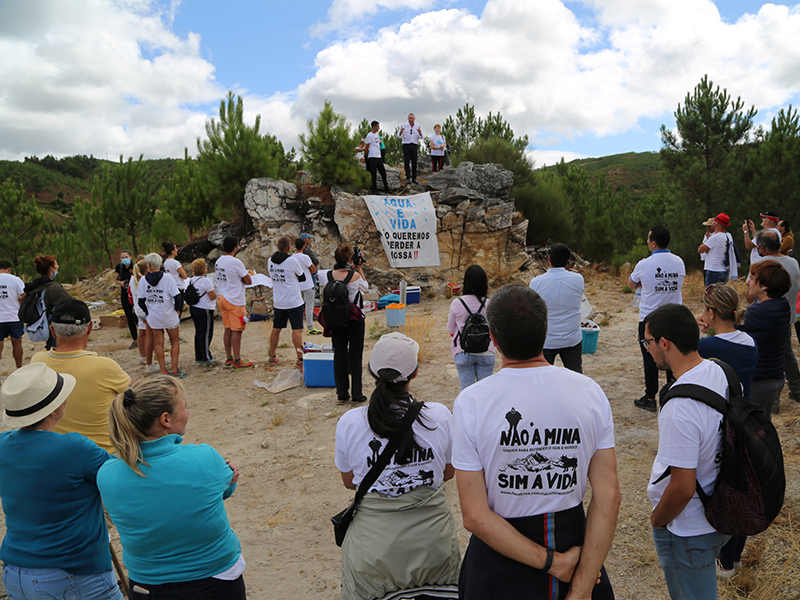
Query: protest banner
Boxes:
[{"xmin": 362, "ymin": 192, "xmax": 440, "ymax": 267}]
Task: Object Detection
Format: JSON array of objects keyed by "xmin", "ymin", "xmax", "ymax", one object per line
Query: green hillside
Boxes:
[{"xmin": 544, "ymin": 151, "xmax": 665, "ymax": 196}]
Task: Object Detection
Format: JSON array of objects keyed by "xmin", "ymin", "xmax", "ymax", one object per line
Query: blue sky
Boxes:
[{"xmin": 1, "ymin": 0, "xmax": 799, "ymax": 166}]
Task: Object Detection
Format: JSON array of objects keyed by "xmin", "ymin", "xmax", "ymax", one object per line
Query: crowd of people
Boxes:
[{"xmin": 0, "ymin": 203, "xmax": 798, "ymax": 600}]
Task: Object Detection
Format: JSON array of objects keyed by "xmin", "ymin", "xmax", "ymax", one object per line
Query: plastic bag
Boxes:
[{"xmin": 256, "ymin": 369, "xmax": 303, "ymax": 393}]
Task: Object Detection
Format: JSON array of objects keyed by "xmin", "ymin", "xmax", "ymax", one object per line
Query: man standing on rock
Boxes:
[
  {"xmin": 529, "ymin": 243, "xmax": 585, "ymax": 373},
  {"xmin": 398, "ymin": 113, "xmax": 423, "ymax": 184},
  {"xmin": 365, "ymin": 121, "xmax": 390, "ymax": 193},
  {"xmin": 453, "ymin": 284, "xmax": 620, "ymax": 599},
  {"xmin": 643, "ymin": 303, "xmax": 729, "ymax": 600},
  {"xmin": 697, "ymin": 213, "xmax": 737, "ymax": 286},
  {"xmin": 629, "ymin": 226, "xmax": 686, "ymax": 412},
  {"xmin": 215, "ymin": 236, "xmax": 254, "ymax": 370}
]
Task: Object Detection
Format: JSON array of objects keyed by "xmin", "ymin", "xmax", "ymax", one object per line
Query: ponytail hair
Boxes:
[
  {"xmin": 109, "ymin": 375, "xmax": 183, "ymax": 476},
  {"xmin": 161, "ymin": 242, "xmax": 176, "ymax": 256},
  {"xmin": 366, "ymin": 367, "xmax": 430, "ymax": 465}
]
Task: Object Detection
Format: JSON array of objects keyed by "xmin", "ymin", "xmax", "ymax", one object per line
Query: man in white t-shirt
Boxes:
[
  {"xmin": 294, "ymin": 237, "xmax": 319, "ymax": 335},
  {"xmin": 743, "ymin": 210, "xmax": 781, "ymax": 269},
  {"xmin": 697, "ymin": 213, "xmax": 738, "ymax": 285},
  {"xmin": 0, "ymin": 260, "xmax": 25, "ymax": 369},
  {"xmin": 364, "ymin": 120, "xmax": 389, "ymax": 192},
  {"xmin": 453, "ymin": 284, "xmax": 620, "ymax": 600},
  {"xmin": 268, "ymin": 236, "xmax": 306, "ymax": 368},
  {"xmin": 629, "ymin": 226, "xmax": 686, "ymax": 412},
  {"xmin": 529, "ymin": 243, "xmax": 584, "ymax": 373},
  {"xmin": 214, "ymin": 236, "xmax": 253, "ymax": 370},
  {"xmin": 398, "ymin": 112, "xmax": 423, "ymax": 184},
  {"xmin": 642, "ymin": 303, "xmax": 728, "ymax": 600}
]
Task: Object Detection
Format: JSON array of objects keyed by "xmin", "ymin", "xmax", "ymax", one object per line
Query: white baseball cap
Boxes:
[{"xmin": 369, "ymin": 332, "xmax": 419, "ymax": 383}]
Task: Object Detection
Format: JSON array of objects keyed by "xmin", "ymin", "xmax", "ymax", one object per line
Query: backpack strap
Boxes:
[{"xmin": 454, "ymin": 298, "xmax": 472, "ymax": 347}]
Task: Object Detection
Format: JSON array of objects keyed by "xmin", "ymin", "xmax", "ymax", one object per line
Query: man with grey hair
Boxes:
[
  {"xmin": 452, "ymin": 284, "xmax": 620, "ymax": 599},
  {"xmin": 754, "ymin": 229, "xmax": 800, "ymax": 409},
  {"xmin": 31, "ymin": 299, "xmax": 131, "ymax": 452}
]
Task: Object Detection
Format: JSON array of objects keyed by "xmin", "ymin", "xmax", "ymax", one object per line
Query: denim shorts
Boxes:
[{"xmin": 2, "ymin": 566, "xmax": 123, "ymax": 600}]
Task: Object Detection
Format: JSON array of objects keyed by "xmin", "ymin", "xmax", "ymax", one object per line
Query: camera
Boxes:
[{"xmin": 353, "ymin": 247, "xmax": 365, "ymax": 266}]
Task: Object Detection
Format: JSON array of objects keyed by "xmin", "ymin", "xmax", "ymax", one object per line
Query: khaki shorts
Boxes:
[{"xmin": 219, "ymin": 296, "xmax": 246, "ymax": 331}]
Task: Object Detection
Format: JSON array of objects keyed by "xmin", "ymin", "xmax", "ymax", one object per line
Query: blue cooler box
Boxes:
[
  {"xmin": 304, "ymin": 352, "xmax": 335, "ymax": 387},
  {"xmin": 406, "ymin": 286, "xmax": 421, "ymax": 304}
]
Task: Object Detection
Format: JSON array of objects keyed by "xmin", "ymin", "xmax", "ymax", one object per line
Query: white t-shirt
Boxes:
[
  {"xmin": 140, "ymin": 273, "xmax": 180, "ymax": 330},
  {"xmin": 268, "ymin": 255, "xmax": 304, "ymax": 310},
  {"xmin": 335, "ymin": 402, "xmax": 453, "ymax": 498},
  {"xmin": 164, "ymin": 258, "xmax": 186, "ymax": 290},
  {"xmin": 365, "ymin": 131, "xmax": 382, "ymax": 159},
  {"xmin": 750, "ymin": 227, "xmax": 781, "ymax": 266},
  {"xmin": 430, "ymin": 134, "xmax": 445, "ymax": 156},
  {"xmin": 214, "ymin": 254, "xmax": 248, "ymax": 307},
  {"xmin": 703, "ymin": 232, "xmax": 729, "ymax": 272},
  {"xmin": 0, "ymin": 273, "xmax": 25, "ymax": 323},
  {"xmin": 647, "ymin": 359, "xmax": 726, "ymax": 537},
  {"xmin": 293, "ymin": 253, "xmax": 314, "ymax": 292},
  {"xmin": 187, "ymin": 276, "xmax": 216, "ymax": 311},
  {"xmin": 529, "ymin": 268, "xmax": 584, "ymax": 349},
  {"xmin": 453, "ymin": 365, "xmax": 615, "ymax": 519},
  {"xmin": 630, "ymin": 250, "xmax": 686, "ymax": 321},
  {"xmin": 318, "ymin": 269, "xmax": 368, "ymax": 303}
]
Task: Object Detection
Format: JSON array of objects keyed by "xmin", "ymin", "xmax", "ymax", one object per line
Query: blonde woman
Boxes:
[
  {"xmin": 187, "ymin": 258, "xmax": 217, "ymax": 366},
  {"xmin": 97, "ymin": 376, "xmax": 244, "ymax": 599}
]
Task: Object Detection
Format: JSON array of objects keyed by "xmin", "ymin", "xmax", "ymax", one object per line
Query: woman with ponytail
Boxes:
[
  {"xmin": 334, "ymin": 332, "xmax": 460, "ymax": 600},
  {"xmin": 97, "ymin": 376, "xmax": 245, "ymax": 600}
]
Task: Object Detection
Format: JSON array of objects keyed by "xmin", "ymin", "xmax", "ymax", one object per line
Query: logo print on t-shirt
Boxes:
[
  {"xmin": 365, "ymin": 437, "xmax": 436, "ymax": 496},
  {"xmin": 653, "ymin": 267, "xmax": 680, "ymax": 293},
  {"xmin": 496, "ymin": 407, "xmax": 580, "ymax": 495}
]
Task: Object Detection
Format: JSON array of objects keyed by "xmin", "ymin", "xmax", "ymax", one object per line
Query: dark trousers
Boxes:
[
  {"xmin": 402, "ymin": 143, "xmax": 418, "ymax": 181},
  {"xmin": 121, "ymin": 287, "xmax": 138, "ymax": 341},
  {"xmin": 718, "ymin": 535, "xmax": 747, "ymax": 570},
  {"xmin": 367, "ymin": 157, "xmax": 388, "ymax": 190},
  {"xmin": 129, "ymin": 574, "xmax": 246, "ymax": 600},
  {"xmin": 331, "ymin": 320, "xmax": 365, "ymax": 401},
  {"xmin": 431, "ymin": 155, "xmax": 444, "ymax": 172},
  {"xmin": 189, "ymin": 306, "xmax": 214, "ymax": 362},
  {"xmin": 543, "ymin": 341, "xmax": 583, "ymax": 373},
  {"xmin": 638, "ymin": 321, "xmax": 673, "ymax": 399}
]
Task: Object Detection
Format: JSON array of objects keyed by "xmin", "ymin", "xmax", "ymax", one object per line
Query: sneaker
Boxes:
[
  {"xmin": 139, "ymin": 357, "xmax": 146, "ymax": 364},
  {"xmin": 634, "ymin": 396, "xmax": 657, "ymax": 412},
  {"xmin": 307, "ymin": 327, "xmax": 322, "ymax": 335},
  {"xmin": 337, "ymin": 396, "xmax": 350, "ymax": 406},
  {"xmin": 716, "ymin": 562, "xmax": 736, "ymax": 580},
  {"xmin": 352, "ymin": 396, "xmax": 368, "ymax": 404},
  {"xmin": 144, "ymin": 364, "xmax": 160, "ymax": 374},
  {"xmin": 268, "ymin": 356, "xmax": 279, "ymax": 367},
  {"xmin": 223, "ymin": 358, "xmax": 235, "ymax": 369},
  {"xmin": 128, "ymin": 341, "xmax": 138, "ymax": 350},
  {"xmin": 232, "ymin": 359, "xmax": 255, "ymax": 371},
  {"xmin": 168, "ymin": 368, "xmax": 189, "ymax": 379}
]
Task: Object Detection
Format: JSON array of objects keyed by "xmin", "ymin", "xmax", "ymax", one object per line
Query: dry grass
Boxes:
[
  {"xmin": 402, "ymin": 314, "xmax": 437, "ymax": 362},
  {"xmin": 270, "ymin": 411, "xmax": 286, "ymax": 427}
]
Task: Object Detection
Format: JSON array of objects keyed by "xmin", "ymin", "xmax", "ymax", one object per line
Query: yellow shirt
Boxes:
[{"xmin": 31, "ymin": 349, "xmax": 131, "ymax": 453}]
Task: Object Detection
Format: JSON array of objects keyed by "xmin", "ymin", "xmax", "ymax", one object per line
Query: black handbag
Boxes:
[{"xmin": 331, "ymin": 401, "xmax": 424, "ymax": 547}]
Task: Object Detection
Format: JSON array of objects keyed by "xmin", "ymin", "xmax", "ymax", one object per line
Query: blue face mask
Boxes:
[
  {"xmin": 122, "ymin": 257, "xmax": 131, "ymax": 266},
  {"xmin": 51, "ymin": 271, "xmax": 58, "ymax": 279}
]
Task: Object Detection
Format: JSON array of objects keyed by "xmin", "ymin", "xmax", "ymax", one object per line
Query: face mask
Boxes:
[
  {"xmin": 51, "ymin": 271, "xmax": 58, "ymax": 279},
  {"xmin": 122, "ymin": 257, "xmax": 131, "ymax": 266}
]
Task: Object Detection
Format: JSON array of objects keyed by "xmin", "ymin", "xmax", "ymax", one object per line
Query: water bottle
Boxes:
[{"xmin": 632, "ymin": 290, "xmax": 641, "ymax": 308}]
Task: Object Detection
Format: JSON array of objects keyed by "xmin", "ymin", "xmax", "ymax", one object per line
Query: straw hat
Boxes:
[{"xmin": 2, "ymin": 363, "xmax": 75, "ymax": 428}]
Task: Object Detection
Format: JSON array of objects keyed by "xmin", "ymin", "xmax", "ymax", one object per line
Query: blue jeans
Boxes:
[
  {"xmin": 454, "ymin": 352, "xmax": 495, "ymax": 390},
  {"xmin": 704, "ymin": 270, "xmax": 728, "ymax": 286},
  {"xmin": 3, "ymin": 566, "xmax": 123, "ymax": 600},
  {"xmin": 652, "ymin": 527, "xmax": 729, "ymax": 600}
]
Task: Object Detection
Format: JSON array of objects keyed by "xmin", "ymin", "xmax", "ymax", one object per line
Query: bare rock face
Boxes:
[{"xmin": 242, "ymin": 162, "xmax": 530, "ymax": 293}]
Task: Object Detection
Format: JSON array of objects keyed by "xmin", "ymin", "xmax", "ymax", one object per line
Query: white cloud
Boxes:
[
  {"xmin": 312, "ymin": 0, "xmax": 440, "ymax": 36},
  {"xmin": 0, "ymin": 0, "xmax": 221, "ymax": 160},
  {"xmin": 529, "ymin": 150, "xmax": 590, "ymax": 168}
]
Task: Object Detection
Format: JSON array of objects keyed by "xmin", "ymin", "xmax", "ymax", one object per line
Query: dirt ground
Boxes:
[{"xmin": 1, "ymin": 268, "xmax": 799, "ymax": 599}]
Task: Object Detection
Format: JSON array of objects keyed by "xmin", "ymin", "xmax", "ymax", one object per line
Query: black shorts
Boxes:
[
  {"xmin": 0, "ymin": 321, "xmax": 24, "ymax": 340},
  {"xmin": 273, "ymin": 306, "xmax": 304, "ymax": 330}
]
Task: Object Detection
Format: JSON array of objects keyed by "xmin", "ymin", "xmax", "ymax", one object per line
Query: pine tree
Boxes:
[
  {"xmin": 299, "ymin": 100, "xmax": 369, "ymax": 188},
  {"xmin": 107, "ymin": 156, "xmax": 157, "ymax": 256},
  {"xmin": 73, "ymin": 167, "xmax": 124, "ymax": 268},
  {"xmin": 160, "ymin": 148, "xmax": 216, "ymax": 238},
  {"xmin": 0, "ymin": 178, "xmax": 47, "ymax": 275}
]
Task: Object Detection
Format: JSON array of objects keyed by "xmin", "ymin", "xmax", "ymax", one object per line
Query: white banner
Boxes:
[{"xmin": 362, "ymin": 192, "xmax": 440, "ymax": 268}]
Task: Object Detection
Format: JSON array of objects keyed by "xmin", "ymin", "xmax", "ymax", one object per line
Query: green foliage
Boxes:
[
  {"xmin": 72, "ymin": 170, "xmax": 124, "ymax": 270},
  {"xmin": 160, "ymin": 148, "xmax": 216, "ymax": 237},
  {"xmin": 443, "ymin": 103, "xmax": 529, "ymax": 162},
  {"xmin": 461, "ymin": 135, "xmax": 534, "ymax": 186},
  {"xmin": 0, "ymin": 178, "xmax": 48, "ymax": 275},
  {"xmin": 106, "ymin": 156, "xmax": 158, "ymax": 256},
  {"xmin": 198, "ymin": 91, "xmax": 291, "ymax": 231},
  {"xmin": 299, "ymin": 100, "xmax": 370, "ymax": 188},
  {"xmin": 514, "ymin": 177, "xmax": 575, "ymax": 246},
  {"xmin": 24, "ymin": 154, "xmax": 101, "ymax": 180},
  {"xmin": 580, "ymin": 181, "xmax": 617, "ymax": 262},
  {"xmin": 356, "ymin": 119, "xmax": 402, "ymax": 166},
  {"xmin": 46, "ymin": 230, "xmax": 91, "ymax": 282}
]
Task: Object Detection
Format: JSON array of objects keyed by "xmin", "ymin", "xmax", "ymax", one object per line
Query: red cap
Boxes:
[{"xmin": 714, "ymin": 213, "xmax": 730, "ymax": 227}]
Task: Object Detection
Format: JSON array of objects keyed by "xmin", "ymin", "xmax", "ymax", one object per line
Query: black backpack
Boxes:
[
  {"xmin": 183, "ymin": 277, "xmax": 206, "ymax": 306},
  {"xmin": 322, "ymin": 270, "xmax": 355, "ymax": 330},
  {"xmin": 655, "ymin": 360, "xmax": 785, "ymax": 536},
  {"xmin": 455, "ymin": 297, "xmax": 491, "ymax": 354},
  {"xmin": 18, "ymin": 283, "xmax": 49, "ymax": 325}
]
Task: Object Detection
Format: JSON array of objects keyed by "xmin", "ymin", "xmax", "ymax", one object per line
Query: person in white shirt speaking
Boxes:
[{"xmin": 397, "ymin": 113, "xmax": 423, "ymax": 184}]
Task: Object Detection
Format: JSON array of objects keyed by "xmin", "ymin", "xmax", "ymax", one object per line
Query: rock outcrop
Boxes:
[{"xmin": 240, "ymin": 162, "xmax": 531, "ymax": 291}]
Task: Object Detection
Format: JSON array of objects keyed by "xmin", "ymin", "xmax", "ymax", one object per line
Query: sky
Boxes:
[{"xmin": 1, "ymin": 0, "xmax": 799, "ymax": 167}]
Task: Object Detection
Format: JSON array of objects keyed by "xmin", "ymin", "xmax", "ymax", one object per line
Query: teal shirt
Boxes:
[
  {"xmin": 0, "ymin": 430, "xmax": 112, "ymax": 574},
  {"xmin": 97, "ymin": 434, "xmax": 240, "ymax": 584}
]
